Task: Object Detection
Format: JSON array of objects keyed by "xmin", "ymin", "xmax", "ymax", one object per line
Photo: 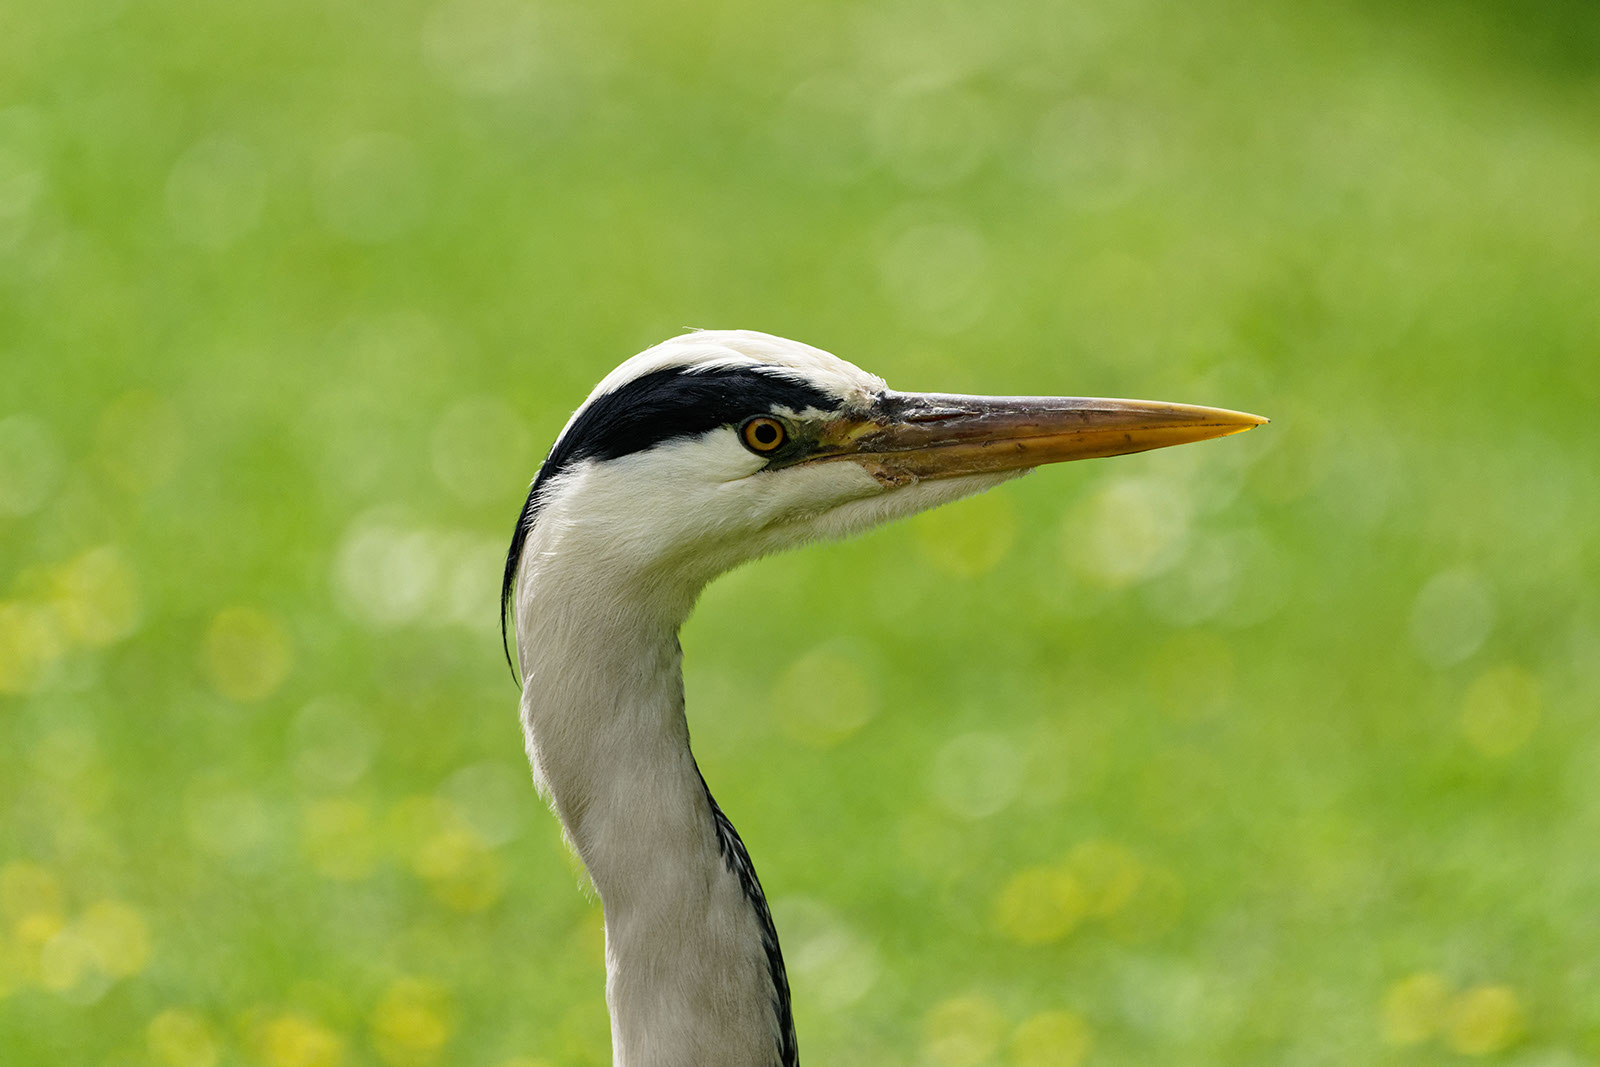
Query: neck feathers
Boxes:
[{"xmin": 515, "ymin": 549, "xmax": 797, "ymax": 1067}]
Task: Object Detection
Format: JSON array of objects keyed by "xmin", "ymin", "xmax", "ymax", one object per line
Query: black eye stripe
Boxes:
[
  {"xmin": 502, "ymin": 365, "xmax": 840, "ymax": 675},
  {"xmin": 565, "ymin": 371, "xmax": 820, "ymax": 464}
]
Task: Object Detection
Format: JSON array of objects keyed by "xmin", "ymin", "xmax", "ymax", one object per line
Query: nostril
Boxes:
[
  {"xmin": 878, "ymin": 392, "xmax": 973, "ymax": 423},
  {"xmin": 903, "ymin": 408, "xmax": 968, "ymax": 423}
]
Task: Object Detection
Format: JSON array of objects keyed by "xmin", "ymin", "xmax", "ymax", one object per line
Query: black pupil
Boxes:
[{"xmin": 754, "ymin": 422, "xmax": 779, "ymax": 445}]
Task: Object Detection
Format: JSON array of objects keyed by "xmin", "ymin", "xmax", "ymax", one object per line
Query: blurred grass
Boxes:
[{"xmin": 2, "ymin": 0, "xmax": 1599, "ymax": 1064}]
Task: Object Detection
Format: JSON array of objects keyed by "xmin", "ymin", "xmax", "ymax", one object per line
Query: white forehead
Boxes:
[{"xmin": 585, "ymin": 330, "xmax": 887, "ymax": 407}]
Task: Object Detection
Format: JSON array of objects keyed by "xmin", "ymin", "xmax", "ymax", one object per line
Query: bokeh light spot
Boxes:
[
  {"xmin": 0, "ymin": 601, "xmax": 66, "ymax": 693},
  {"xmin": 333, "ymin": 520, "xmax": 440, "ymax": 627},
  {"xmin": 392, "ymin": 796, "xmax": 506, "ymax": 912},
  {"xmin": 290, "ymin": 697, "xmax": 377, "ymax": 790},
  {"xmin": 439, "ymin": 761, "xmax": 529, "ymax": 847},
  {"xmin": 1066, "ymin": 839, "xmax": 1144, "ymax": 918},
  {"xmin": 39, "ymin": 926, "xmax": 99, "ymax": 994},
  {"xmin": 33, "ymin": 723, "xmax": 97, "ymax": 780},
  {"xmin": 16, "ymin": 907, "xmax": 65, "ymax": 949},
  {"xmin": 303, "ymin": 799, "xmax": 379, "ymax": 881},
  {"xmin": 928, "ymin": 732, "xmax": 1022, "ymax": 819},
  {"xmin": 0, "ymin": 414, "xmax": 62, "ymax": 516},
  {"xmin": 314, "ymin": 133, "xmax": 427, "ymax": 244},
  {"xmin": 1, "ymin": 862, "xmax": 64, "ymax": 927},
  {"xmin": 1410, "ymin": 568, "xmax": 1494, "ymax": 668},
  {"xmin": 993, "ymin": 865, "xmax": 1087, "ymax": 944},
  {"xmin": 770, "ymin": 75, "xmax": 874, "ymax": 185},
  {"xmin": 54, "ymin": 545, "xmax": 141, "ymax": 647},
  {"xmin": 1460, "ymin": 665, "xmax": 1542, "ymax": 758},
  {"xmin": 203, "ymin": 606, "xmax": 293, "ymax": 702},
  {"xmin": 1010, "ymin": 1009, "xmax": 1093, "ymax": 1067},
  {"xmin": 432, "ymin": 532, "xmax": 505, "ymax": 629},
  {"xmin": 185, "ymin": 785, "xmax": 282, "ymax": 870},
  {"xmin": 78, "ymin": 899, "xmax": 151, "ymax": 977},
  {"xmin": 1445, "ymin": 985, "xmax": 1525, "ymax": 1056},
  {"xmin": 912, "ymin": 489, "xmax": 1016, "ymax": 578},
  {"xmin": 1027, "ymin": 98, "xmax": 1155, "ymax": 204},
  {"xmin": 148, "ymin": 1008, "xmax": 221, "ymax": 1067},
  {"xmin": 877, "ymin": 211, "xmax": 991, "ymax": 335},
  {"xmin": 371, "ymin": 978, "xmax": 455, "ymax": 1067},
  {"xmin": 1382, "ymin": 972, "xmax": 1450, "ymax": 1046},
  {"xmin": 1065, "ymin": 477, "xmax": 1191, "ymax": 588},
  {"xmin": 871, "ymin": 80, "xmax": 993, "ymax": 189},
  {"xmin": 773, "ymin": 642, "xmax": 880, "ymax": 748},
  {"xmin": 422, "ymin": 0, "xmax": 543, "ymax": 96},
  {"xmin": 922, "ymin": 994, "xmax": 1006, "ymax": 1067},
  {"xmin": 774, "ymin": 897, "xmax": 880, "ymax": 1013},
  {"xmin": 1142, "ymin": 531, "xmax": 1241, "ymax": 626},
  {"xmin": 251, "ymin": 1013, "xmax": 345, "ymax": 1067},
  {"xmin": 95, "ymin": 391, "xmax": 184, "ymax": 493},
  {"xmin": 164, "ymin": 135, "xmax": 266, "ymax": 249},
  {"xmin": 417, "ymin": 827, "xmax": 505, "ymax": 912},
  {"xmin": 0, "ymin": 106, "xmax": 48, "ymax": 239}
]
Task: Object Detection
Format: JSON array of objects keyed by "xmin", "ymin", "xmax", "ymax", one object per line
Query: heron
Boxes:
[{"xmin": 501, "ymin": 330, "xmax": 1265, "ymax": 1067}]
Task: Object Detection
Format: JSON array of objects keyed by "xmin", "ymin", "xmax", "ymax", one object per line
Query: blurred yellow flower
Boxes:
[
  {"xmin": 922, "ymin": 994, "xmax": 1007, "ymax": 1067},
  {"xmin": 16, "ymin": 909, "xmax": 66, "ymax": 948},
  {"xmin": 0, "ymin": 601, "xmax": 65, "ymax": 694},
  {"xmin": 993, "ymin": 866, "xmax": 1087, "ymax": 944},
  {"xmin": 371, "ymin": 978, "xmax": 455, "ymax": 1067},
  {"xmin": 411, "ymin": 823, "xmax": 480, "ymax": 880},
  {"xmin": 1381, "ymin": 972, "xmax": 1450, "ymax": 1046},
  {"xmin": 148, "ymin": 1008, "xmax": 221, "ymax": 1067},
  {"xmin": 3, "ymin": 862, "xmax": 66, "ymax": 986},
  {"xmin": 252, "ymin": 1013, "xmax": 345, "ymax": 1067},
  {"xmin": 426, "ymin": 842, "xmax": 505, "ymax": 912},
  {"xmin": 1460, "ymin": 666, "xmax": 1542, "ymax": 758},
  {"xmin": 1445, "ymin": 985, "xmax": 1525, "ymax": 1056},
  {"xmin": 78, "ymin": 899, "xmax": 152, "ymax": 977},
  {"xmin": 1065, "ymin": 839, "xmax": 1143, "ymax": 918},
  {"xmin": 38, "ymin": 927, "xmax": 97, "ymax": 992},
  {"xmin": 394, "ymin": 796, "xmax": 506, "ymax": 912},
  {"xmin": 1, "ymin": 862, "xmax": 64, "ymax": 926},
  {"xmin": 1010, "ymin": 1009, "xmax": 1093, "ymax": 1067},
  {"xmin": 203, "ymin": 606, "xmax": 293, "ymax": 702},
  {"xmin": 303, "ymin": 799, "xmax": 379, "ymax": 881},
  {"xmin": 53, "ymin": 545, "xmax": 141, "ymax": 647}
]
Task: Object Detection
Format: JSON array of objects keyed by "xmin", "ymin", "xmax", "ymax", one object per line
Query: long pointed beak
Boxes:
[{"xmin": 807, "ymin": 392, "xmax": 1268, "ymax": 485}]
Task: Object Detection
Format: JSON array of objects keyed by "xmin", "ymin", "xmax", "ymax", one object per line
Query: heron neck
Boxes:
[{"xmin": 515, "ymin": 567, "xmax": 795, "ymax": 1067}]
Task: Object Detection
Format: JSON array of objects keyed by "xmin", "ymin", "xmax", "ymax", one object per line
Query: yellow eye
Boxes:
[{"xmin": 740, "ymin": 416, "xmax": 788, "ymax": 454}]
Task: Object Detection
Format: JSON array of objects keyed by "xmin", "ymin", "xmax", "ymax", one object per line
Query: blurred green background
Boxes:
[{"xmin": 2, "ymin": 0, "xmax": 1598, "ymax": 1064}]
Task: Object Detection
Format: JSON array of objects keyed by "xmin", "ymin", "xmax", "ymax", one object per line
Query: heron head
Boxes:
[{"xmin": 503, "ymin": 330, "xmax": 1265, "ymax": 648}]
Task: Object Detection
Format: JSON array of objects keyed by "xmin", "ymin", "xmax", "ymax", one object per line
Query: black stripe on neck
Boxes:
[
  {"xmin": 699, "ymin": 770, "xmax": 799, "ymax": 1067},
  {"xmin": 500, "ymin": 364, "xmax": 840, "ymax": 679}
]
